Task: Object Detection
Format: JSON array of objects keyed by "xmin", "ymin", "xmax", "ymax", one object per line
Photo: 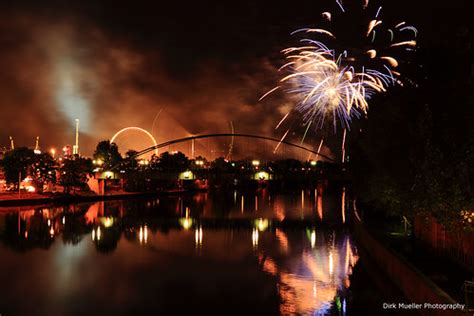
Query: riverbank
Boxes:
[
  {"xmin": 352, "ymin": 208, "xmax": 473, "ymax": 315},
  {"xmin": 0, "ymin": 189, "xmax": 187, "ymax": 208}
]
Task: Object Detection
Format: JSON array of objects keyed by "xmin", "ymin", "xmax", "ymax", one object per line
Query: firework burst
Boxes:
[
  {"xmin": 262, "ymin": 0, "xmax": 417, "ymax": 133},
  {"xmin": 279, "ymin": 44, "xmax": 388, "ymax": 130}
]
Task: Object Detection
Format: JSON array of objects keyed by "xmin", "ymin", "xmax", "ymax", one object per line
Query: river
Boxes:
[{"xmin": 0, "ymin": 186, "xmax": 398, "ymax": 315}]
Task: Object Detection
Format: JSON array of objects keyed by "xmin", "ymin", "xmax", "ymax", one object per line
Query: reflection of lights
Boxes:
[
  {"xmin": 97, "ymin": 227, "xmax": 101, "ymax": 241},
  {"xmin": 344, "ymin": 238, "xmax": 350, "ymax": 275},
  {"xmin": 195, "ymin": 226, "xmax": 203, "ymax": 247},
  {"xmin": 50, "ymin": 148, "xmax": 56, "ymax": 158},
  {"xmin": 261, "ymin": 255, "xmax": 278, "ymax": 275},
  {"xmin": 329, "ymin": 252, "xmax": 334, "ymax": 275},
  {"xmin": 62, "ymin": 216, "xmax": 65, "ymax": 225},
  {"xmin": 286, "ymin": 253, "xmax": 338, "ymax": 315},
  {"xmin": 274, "ymin": 233, "xmax": 360, "ymax": 315},
  {"xmin": 255, "ymin": 218, "xmax": 269, "ymax": 232},
  {"xmin": 25, "ymin": 231, "xmax": 28, "ymax": 238},
  {"xmin": 241, "ymin": 196, "xmax": 244, "ymax": 213},
  {"xmin": 310, "ymin": 230, "xmax": 316, "ymax": 248},
  {"xmin": 274, "ymin": 198, "xmax": 286, "ymax": 221},
  {"xmin": 252, "ymin": 228, "xmax": 259, "ymax": 248},
  {"xmin": 102, "ymin": 217, "xmax": 114, "ymax": 228},
  {"xmin": 92, "ymin": 229, "xmax": 95, "ymax": 241},
  {"xmin": 139, "ymin": 225, "xmax": 148, "ymax": 244},
  {"xmin": 301, "ymin": 190, "xmax": 305, "ymax": 209},
  {"xmin": 317, "ymin": 194, "xmax": 323, "ymax": 220},
  {"xmin": 276, "ymin": 229, "xmax": 289, "ymax": 253},
  {"xmin": 233, "ymin": 190, "xmax": 237, "ymax": 204},
  {"xmin": 180, "ymin": 218, "xmax": 193, "ymax": 230},
  {"xmin": 255, "ymin": 195, "xmax": 258, "ymax": 211},
  {"xmin": 49, "ymin": 227, "xmax": 55, "ymax": 236},
  {"xmin": 47, "ymin": 219, "xmax": 51, "ymax": 226},
  {"xmin": 341, "ymin": 187, "xmax": 346, "ymax": 224}
]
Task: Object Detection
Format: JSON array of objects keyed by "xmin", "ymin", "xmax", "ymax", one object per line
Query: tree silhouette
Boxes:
[
  {"xmin": 93, "ymin": 140, "xmax": 122, "ymax": 168},
  {"xmin": 59, "ymin": 156, "xmax": 93, "ymax": 194},
  {"xmin": 1, "ymin": 147, "xmax": 35, "ymax": 188}
]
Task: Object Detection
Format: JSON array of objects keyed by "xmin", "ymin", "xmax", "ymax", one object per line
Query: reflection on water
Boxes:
[
  {"xmin": 0, "ymin": 187, "xmax": 360, "ymax": 315},
  {"xmin": 259, "ymin": 229, "xmax": 358, "ymax": 315}
]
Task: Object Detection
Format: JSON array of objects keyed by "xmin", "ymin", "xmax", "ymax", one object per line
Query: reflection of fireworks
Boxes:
[{"xmin": 262, "ymin": 0, "xmax": 417, "ymax": 133}]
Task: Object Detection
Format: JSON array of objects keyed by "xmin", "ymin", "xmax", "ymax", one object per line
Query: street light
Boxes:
[
  {"xmin": 138, "ymin": 159, "xmax": 149, "ymax": 166},
  {"xmin": 195, "ymin": 160, "xmax": 204, "ymax": 166},
  {"xmin": 93, "ymin": 159, "xmax": 103, "ymax": 166},
  {"xmin": 252, "ymin": 160, "xmax": 260, "ymax": 167},
  {"xmin": 50, "ymin": 148, "xmax": 56, "ymax": 158}
]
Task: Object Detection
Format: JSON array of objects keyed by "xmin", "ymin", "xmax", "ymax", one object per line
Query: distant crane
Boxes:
[{"xmin": 34, "ymin": 136, "xmax": 41, "ymax": 154}]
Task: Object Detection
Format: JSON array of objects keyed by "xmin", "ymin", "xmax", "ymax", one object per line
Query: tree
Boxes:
[
  {"xmin": 122, "ymin": 150, "xmax": 139, "ymax": 171},
  {"xmin": 31, "ymin": 153, "xmax": 57, "ymax": 192},
  {"xmin": 211, "ymin": 157, "xmax": 232, "ymax": 173},
  {"xmin": 157, "ymin": 151, "xmax": 189, "ymax": 173},
  {"xmin": 0, "ymin": 147, "xmax": 35, "ymax": 188},
  {"xmin": 93, "ymin": 141, "xmax": 122, "ymax": 168},
  {"xmin": 59, "ymin": 156, "xmax": 93, "ymax": 194},
  {"xmin": 269, "ymin": 159, "xmax": 303, "ymax": 175}
]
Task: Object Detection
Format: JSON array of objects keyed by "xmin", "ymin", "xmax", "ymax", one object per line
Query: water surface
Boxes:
[{"xmin": 0, "ymin": 187, "xmax": 377, "ymax": 315}]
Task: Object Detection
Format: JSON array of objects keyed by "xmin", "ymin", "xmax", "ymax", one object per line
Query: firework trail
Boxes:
[
  {"xmin": 316, "ymin": 138, "xmax": 324, "ymax": 159},
  {"xmin": 151, "ymin": 108, "xmax": 163, "ymax": 137},
  {"xmin": 341, "ymin": 128, "xmax": 347, "ymax": 163},
  {"xmin": 225, "ymin": 121, "xmax": 234, "ymax": 160},
  {"xmin": 274, "ymin": 129, "xmax": 290, "ymax": 154}
]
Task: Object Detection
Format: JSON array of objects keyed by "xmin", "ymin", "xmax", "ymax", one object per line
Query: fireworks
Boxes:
[
  {"xmin": 263, "ymin": 0, "xmax": 417, "ymax": 132},
  {"xmin": 279, "ymin": 44, "xmax": 388, "ymax": 130}
]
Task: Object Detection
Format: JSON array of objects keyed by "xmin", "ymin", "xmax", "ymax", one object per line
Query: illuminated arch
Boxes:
[
  {"xmin": 138, "ymin": 133, "xmax": 335, "ymax": 162},
  {"xmin": 110, "ymin": 127, "xmax": 159, "ymax": 156},
  {"xmin": 110, "ymin": 133, "xmax": 336, "ymax": 170}
]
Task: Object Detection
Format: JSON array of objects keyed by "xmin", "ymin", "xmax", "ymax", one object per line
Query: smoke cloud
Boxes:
[{"xmin": 0, "ymin": 2, "xmax": 336, "ymax": 159}]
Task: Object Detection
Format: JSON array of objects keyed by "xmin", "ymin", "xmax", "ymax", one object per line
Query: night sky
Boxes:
[{"xmin": 0, "ymin": 0, "xmax": 472, "ymax": 155}]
